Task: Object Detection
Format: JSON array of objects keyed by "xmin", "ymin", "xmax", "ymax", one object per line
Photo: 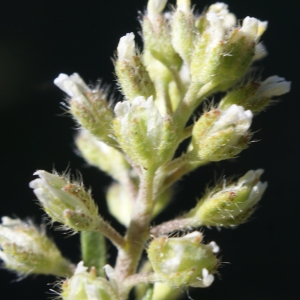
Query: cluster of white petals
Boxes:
[
  {"xmin": 54, "ymin": 73, "xmax": 90, "ymax": 99},
  {"xmin": 213, "ymin": 104, "xmax": 253, "ymax": 134}
]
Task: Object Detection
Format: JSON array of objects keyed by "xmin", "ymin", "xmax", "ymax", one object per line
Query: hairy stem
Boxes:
[
  {"xmin": 150, "ymin": 217, "xmax": 192, "ymax": 236},
  {"xmin": 115, "ymin": 168, "xmax": 156, "ymax": 298},
  {"xmin": 95, "ymin": 219, "xmax": 125, "ymax": 249}
]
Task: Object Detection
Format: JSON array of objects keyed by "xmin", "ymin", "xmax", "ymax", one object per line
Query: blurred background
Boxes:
[{"xmin": 0, "ymin": 0, "xmax": 298, "ymax": 299}]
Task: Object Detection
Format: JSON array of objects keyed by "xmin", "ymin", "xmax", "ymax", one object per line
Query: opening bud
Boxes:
[
  {"xmin": 190, "ymin": 11, "xmax": 226, "ymax": 84},
  {"xmin": 185, "ymin": 169, "xmax": 268, "ymax": 227},
  {"xmin": 0, "ymin": 217, "xmax": 72, "ymax": 277},
  {"xmin": 54, "ymin": 73, "xmax": 115, "ymax": 145},
  {"xmin": 191, "ymin": 104, "xmax": 252, "ymax": 161},
  {"xmin": 61, "ymin": 261, "xmax": 119, "ymax": 300},
  {"xmin": 115, "ymin": 33, "xmax": 155, "ymax": 101},
  {"xmin": 219, "ymin": 76, "xmax": 291, "ymax": 113},
  {"xmin": 172, "ymin": 0, "xmax": 195, "ymax": 65},
  {"xmin": 113, "ymin": 96, "xmax": 176, "ymax": 170},
  {"xmin": 216, "ymin": 17, "xmax": 268, "ymax": 90},
  {"xmin": 29, "ymin": 170, "xmax": 101, "ymax": 232},
  {"xmin": 147, "ymin": 232, "xmax": 219, "ymax": 288}
]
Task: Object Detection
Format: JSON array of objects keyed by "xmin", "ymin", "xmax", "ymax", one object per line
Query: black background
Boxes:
[{"xmin": 0, "ymin": 0, "xmax": 299, "ymax": 299}]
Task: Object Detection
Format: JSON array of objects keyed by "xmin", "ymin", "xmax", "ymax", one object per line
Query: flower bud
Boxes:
[
  {"xmin": 147, "ymin": 232, "xmax": 218, "ymax": 288},
  {"xmin": 171, "ymin": 0, "xmax": 195, "ymax": 65},
  {"xmin": 54, "ymin": 73, "xmax": 115, "ymax": 145},
  {"xmin": 115, "ymin": 33, "xmax": 155, "ymax": 101},
  {"xmin": 143, "ymin": 4, "xmax": 181, "ymax": 69},
  {"xmin": 185, "ymin": 169, "xmax": 267, "ymax": 227},
  {"xmin": 147, "ymin": 0, "xmax": 168, "ymax": 22},
  {"xmin": 208, "ymin": 3, "xmax": 236, "ymax": 31},
  {"xmin": 192, "ymin": 105, "xmax": 252, "ymax": 161},
  {"xmin": 216, "ymin": 17, "xmax": 268, "ymax": 90},
  {"xmin": 29, "ymin": 170, "xmax": 101, "ymax": 232},
  {"xmin": 61, "ymin": 262, "xmax": 119, "ymax": 300},
  {"xmin": 75, "ymin": 130, "xmax": 131, "ymax": 183},
  {"xmin": 0, "ymin": 217, "xmax": 72, "ymax": 276},
  {"xmin": 190, "ymin": 12, "xmax": 225, "ymax": 85},
  {"xmin": 219, "ymin": 76, "xmax": 291, "ymax": 113},
  {"xmin": 113, "ymin": 96, "xmax": 176, "ymax": 170}
]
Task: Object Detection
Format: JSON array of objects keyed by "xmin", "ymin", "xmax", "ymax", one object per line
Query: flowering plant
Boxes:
[{"xmin": 0, "ymin": 0, "xmax": 290, "ymax": 299}]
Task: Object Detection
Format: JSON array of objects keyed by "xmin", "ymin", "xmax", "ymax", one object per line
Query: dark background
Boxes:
[{"xmin": 0, "ymin": 0, "xmax": 299, "ymax": 299}]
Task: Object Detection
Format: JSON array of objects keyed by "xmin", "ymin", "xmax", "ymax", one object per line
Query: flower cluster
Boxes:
[{"xmin": 1, "ymin": 1, "xmax": 290, "ymax": 300}]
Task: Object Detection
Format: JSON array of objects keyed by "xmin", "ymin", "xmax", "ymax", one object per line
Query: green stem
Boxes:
[{"xmin": 80, "ymin": 231, "xmax": 106, "ymax": 277}]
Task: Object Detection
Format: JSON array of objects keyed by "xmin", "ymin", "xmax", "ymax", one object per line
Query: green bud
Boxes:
[
  {"xmin": 185, "ymin": 169, "xmax": 267, "ymax": 227},
  {"xmin": 147, "ymin": 232, "xmax": 219, "ymax": 288},
  {"xmin": 171, "ymin": 0, "xmax": 195, "ymax": 65},
  {"xmin": 75, "ymin": 129, "xmax": 131, "ymax": 183},
  {"xmin": 29, "ymin": 170, "xmax": 101, "ymax": 232},
  {"xmin": 61, "ymin": 262, "xmax": 119, "ymax": 300},
  {"xmin": 216, "ymin": 17, "xmax": 268, "ymax": 90},
  {"xmin": 190, "ymin": 12, "xmax": 225, "ymax": 85},
  {"xmin": 219, "ymin": 76, "xmax": 291, "ymax": 113},
  {"xmin": 115, "ymin": 33, "xmax": 155, "ymax": 101},
  {"xmin": 113, "ymin": 96, "xmax": 176, "ymax": 170},
  {"xmin": 54, "ymin": 73, "xmax": 115, "ymax": 146},
  {"xmin": 191, "ymin": 105, "xmax": 252, "ymax": 161},
  {"xmin": 143, "ymin": 6, "xmax": 182, "ymax": 69},
  {"xmin": 0, "ymin": 217, "xmax": 72, "ymax": 277}
]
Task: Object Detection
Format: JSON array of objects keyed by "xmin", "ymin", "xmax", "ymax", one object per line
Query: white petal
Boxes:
[
  {"xmin": 208, "ymin": 241, "xmax": 220, "ymax": 253},
  {"xmin": 74, "ymin": 261, "xmax": 88, "ymax": 274},
  {"xmin": 117, "ymin": 33, "xmax": 136, "ymax": 65}
]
